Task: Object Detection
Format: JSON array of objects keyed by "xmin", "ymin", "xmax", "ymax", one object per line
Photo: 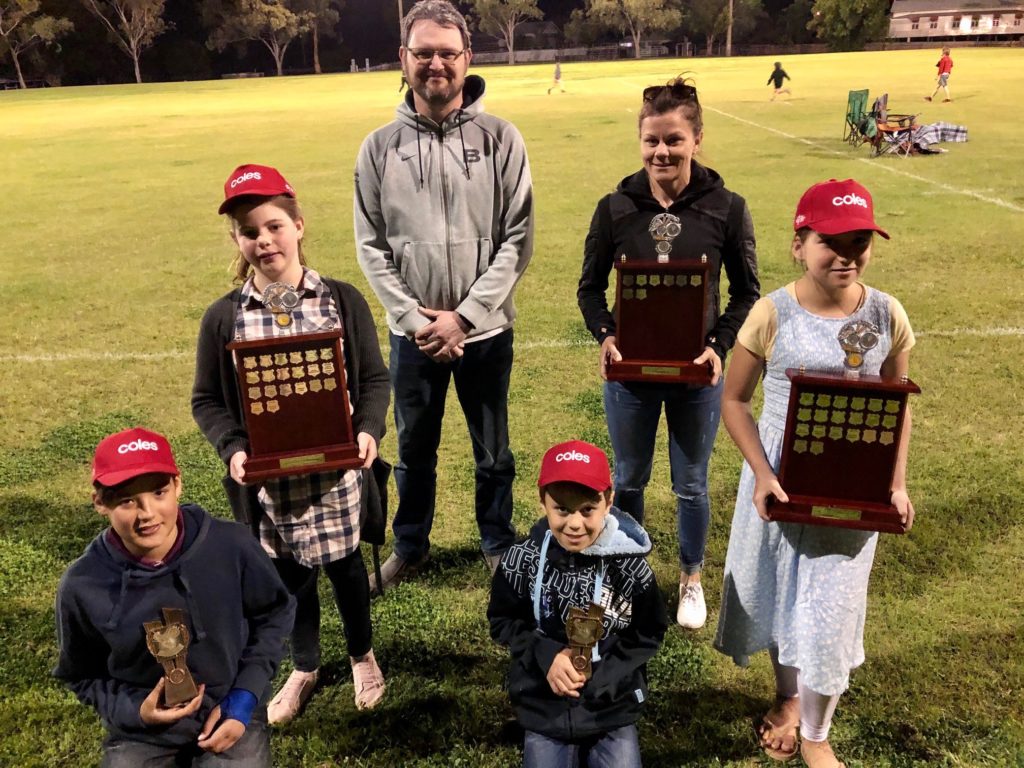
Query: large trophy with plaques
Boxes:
[
  {"xmin": 767, "ymin": 319, "xmax": 920, "ymax": 533},
  {"xmin": 227, "ymin": 315, "xmax": 362, "ymax": 481},
  {"xmin": 606, "ymin": 213, "xmax": 712, "ymax": 384}
]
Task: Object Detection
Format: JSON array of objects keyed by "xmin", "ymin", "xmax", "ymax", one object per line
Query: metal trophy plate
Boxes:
[
  {"xmin": 768, "ymin": 321, "xmax": 920, "ymax": 533},
  {"xmin": 565, "ymin": 603, "xmax": 605, "ymax": 680},
  {"xmin": 144, "ymin": 608, "xmax": 199, "ymax": 706},
  {"xmin": 227, "ymin": 329, "xmax": 362, "ymax": 481},
  {"xmin": 606, "ymin": 213, "xmax": 713, "ymax": 384}
]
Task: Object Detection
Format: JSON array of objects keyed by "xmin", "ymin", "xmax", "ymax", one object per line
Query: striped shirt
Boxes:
[{"xmin": 236, "ymin": 268, "xmax": 362, "ymax": 566}]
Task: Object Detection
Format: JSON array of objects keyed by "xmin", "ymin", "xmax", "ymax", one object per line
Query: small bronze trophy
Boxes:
[
  {"xmin": 607, "ymin": 212, "xmax": 713, "ymax": 384},
  {"xmin": 768, "ymin": 319, "xmax": 920, "ymax": 533},
  {"xmin": 144, "ymin": 608, "xmax": 199, "ymax": 706},
  {"xmin": 564, "ymin": 604, "xmax": 605, "ymax": 680}
]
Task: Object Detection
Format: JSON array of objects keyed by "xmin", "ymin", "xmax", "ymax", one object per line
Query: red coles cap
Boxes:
[
  {"xmin": 793, "ymin": 178, "xmax": 890, "ymax": 239},
  {"xmin": 219, "ymin": 163, "xmax": 296, "ymax": 214},
  {"xmin": 92, "ymin": 427, "xmax": 180, "ymax": 487},
  {"xmin": 537, "ymin": 440, "xmax": 612, "ymax": 493}
]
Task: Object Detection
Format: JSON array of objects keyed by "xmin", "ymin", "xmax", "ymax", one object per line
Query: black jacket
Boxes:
[
  {"xmin": 577, "ymin": 162, "xmax": 760, "ymax": 361},
  {"xmin": 191, "ymin": 277, "xmax": 390, "ymax": 533},
  {"xmin": 488, "ymin": 509, "xmax": 668, "ymax": 740}
]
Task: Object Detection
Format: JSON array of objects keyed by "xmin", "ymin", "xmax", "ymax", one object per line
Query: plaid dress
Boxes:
[{"xmin": 235, "ymin": 268, "xmax": 363, "ymax": 566}]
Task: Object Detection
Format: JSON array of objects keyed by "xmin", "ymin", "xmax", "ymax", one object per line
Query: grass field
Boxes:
[{"xmin": 2, "ymin": 47, "xmax": 1024, "ymax": 767}]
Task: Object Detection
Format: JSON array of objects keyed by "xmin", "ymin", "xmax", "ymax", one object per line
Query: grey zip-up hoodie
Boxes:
[{"xmin": 354, "ymin": 75, "xmax": 534, "ymax": 339}]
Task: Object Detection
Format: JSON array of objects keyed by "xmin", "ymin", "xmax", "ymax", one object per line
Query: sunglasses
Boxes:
[
  {"xmin": 407, "ymin": 48, "xmax": 467, "ymax": 63},
  {"xmin": 642, "ymin": 83, "xmax": 698, "ymax": 102}
]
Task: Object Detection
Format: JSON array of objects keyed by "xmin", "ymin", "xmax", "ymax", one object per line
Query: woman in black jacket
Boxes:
[{"xmin": 577, "ymin": 79, "xmax": 760, "ymax": 630}]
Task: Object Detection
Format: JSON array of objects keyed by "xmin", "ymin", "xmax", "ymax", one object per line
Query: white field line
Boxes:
[
  {"xmin": 3, "ymin": 328, "xmax": 1022, "ymax": 363},
  {"xmin": 615, "ymin": 77, "xmax": 1024, "ymax": 214},
  {"xmin": 703, "ymin": 105, "xmax": 1024, "ymax": 214}
]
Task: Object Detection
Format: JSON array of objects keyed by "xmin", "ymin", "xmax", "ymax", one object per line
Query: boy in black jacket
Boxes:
[
  {"xmin": 488, "ymin": 440, "xmax": 667, "ymax": 767},
  {"xmin": 54, "ymin": 428, "xmax": 294, "ymax": 767}
]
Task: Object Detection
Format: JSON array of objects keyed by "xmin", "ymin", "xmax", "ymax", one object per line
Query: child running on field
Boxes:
[
  {"xmin": 713, "ymin": 179, "xmax": 916, "ymax": 768},
  {"xmin": 54, "ymin": 428, "xmax": 294, "ymax": 766},
  {"xmin": 192, "ymin": 164, "xmax": 391, "ymax": 722},
  {"xmin": 925, "ymin": 47, "xmax": 953, "ymax": 102},
  {"xmin": 767, "ymin": 61, "xmax": 791, "ymax": 100},
  {"xmin": 548, "ymin": 59, "xmax": 565, "ymax": 94},
  {"xmin": 489, "ymin": 440, "xmax": 667, "ymax": 768}
]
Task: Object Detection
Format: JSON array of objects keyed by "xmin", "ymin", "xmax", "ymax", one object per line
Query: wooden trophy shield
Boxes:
[
  {"xmin": 768, "ymin": 368, "xmax": 920, "ymax": 533},
  {"xmin": 226, "ymin": 329, "xmax": 361, "ymax": 481},
  {"xmin": 606, "ymin": 257, "xmax": 712, "ymax": 384}
]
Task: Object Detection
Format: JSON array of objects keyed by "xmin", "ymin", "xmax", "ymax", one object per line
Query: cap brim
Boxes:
[
  {"xmin": 809, "ymin": 217, "xmax": 890, "ymax": 240},
  {"xmin": 218, "ymin": 188, "xmax": 295, "ymax": 215},
  {"xmin": 537, "ymin": 470, "xmax": 612, "ymax": 493},
  {"xmin": 94, "ymin": 463, "xmax": 180, "ymax": 488}
]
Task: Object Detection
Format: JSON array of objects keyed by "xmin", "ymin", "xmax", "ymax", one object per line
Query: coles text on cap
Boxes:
[
  {"xmin": 219, "ymin": 163, "xmax": 296, "ymax": 214},
  {"xmin": 92, "ymin": 427, "xmax": 180, "ymax": 487},
  {"xmin": 537, "ymin": 440, "xmax": 612, "ymax": 493},
  {"xmin": 793, "ymin": 178, "xmax": 889, "ymax": 239}
]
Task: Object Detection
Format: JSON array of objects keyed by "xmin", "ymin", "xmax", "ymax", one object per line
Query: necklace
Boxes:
[
  {"xmin": 261, "ymin": 282, "xmax": 301, "ymax": 328},
  {"xmin": 794, "ymin": 280, "xmax": 865, "ymax": 317}
]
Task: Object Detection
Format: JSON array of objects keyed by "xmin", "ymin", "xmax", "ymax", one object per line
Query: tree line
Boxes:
[{"xmin": 0, "ymin": 0, "xmax": 889, "ymax": 88}]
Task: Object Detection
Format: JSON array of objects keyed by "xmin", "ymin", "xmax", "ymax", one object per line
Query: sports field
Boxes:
[{"xmin": 2, "ymin": 47, "xmax": 1023, "ymax": 766}]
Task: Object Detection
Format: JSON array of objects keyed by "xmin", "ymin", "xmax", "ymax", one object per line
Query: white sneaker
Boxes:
[
  {"xmin": 268, "ymin": 668, "xmax": 318, "ymax": 725},
  {"xmin": 351, "ymin": 649, "xmax": 386, "ymax": 710},
  {"xmin": 677, "ymin": 582, "xmax": 707, "ymax": 629}
]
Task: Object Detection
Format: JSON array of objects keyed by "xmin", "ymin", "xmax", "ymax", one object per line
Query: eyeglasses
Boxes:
[
  {"xmin": 407, "ymin": 48, "xmax": 467, "ymax": 63},
  {"xmin": 642, "ymin": 83, "xmax": 698, "ymax": 102}
]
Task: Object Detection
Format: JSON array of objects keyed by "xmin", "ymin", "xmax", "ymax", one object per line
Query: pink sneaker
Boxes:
[
  {"xmin": 267, "ymin": 668, "xmax": 318, "ymax": 725},
  {"xmin": 351, "ymin": 649, "xmax": 386, "ymax": 710}
]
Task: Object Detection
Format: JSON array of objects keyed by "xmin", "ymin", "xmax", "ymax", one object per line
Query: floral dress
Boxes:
[{"xmin": 713, "ymin": 284, "xmax": 907, "ymax": 696}]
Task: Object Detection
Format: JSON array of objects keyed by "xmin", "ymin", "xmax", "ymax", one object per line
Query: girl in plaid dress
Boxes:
[{"xmin": 192, "ymin": 164, "xmax": 391, "ymax": 720}]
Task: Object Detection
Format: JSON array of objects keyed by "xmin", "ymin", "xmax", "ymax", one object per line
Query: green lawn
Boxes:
[{"xmin": 2, "ymin": 48, "xmax": 1023, "ymax": 767}]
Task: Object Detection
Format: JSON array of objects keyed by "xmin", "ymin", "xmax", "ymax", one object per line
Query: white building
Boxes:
[{"xmin": 889, "ymin": 0, "xmax": 1024, "ymax": 39}]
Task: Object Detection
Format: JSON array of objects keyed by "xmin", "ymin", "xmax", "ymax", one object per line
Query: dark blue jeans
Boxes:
[
  {"xmin": 101, "ymin": 709, "xmax": 270, "ymax": 767},
  {"xmin": 523, "ymin": 724, "xmax": 642, "ymax": 768},
  {"xmin": 389, "ymin": 330, "xmax": 516, "ymax": 561},
  {"xmin": 604, "ymin": 379, "xmax": 723, "ymax": 574}
]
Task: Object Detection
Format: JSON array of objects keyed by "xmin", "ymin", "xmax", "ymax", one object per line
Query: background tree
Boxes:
[
  {"xmin": 79, "ymin": 0, "xmax": 167, "ymax": 83},
  {"xmin": 684, "ymin": 0, "xmax": 760, "ymax": 55},
  {"xmin": 0, "ymin": 0, "xmax": 73, "ymax": 87},
  {"xmin": 563, "ymin": 6, "xmax": 604, "ymax": 45},
  {"xmin": 205, "ymin": 0, "xmax": 312, "ymax": 76},
  {"xmin": 465, "ymin": 0, "xmax": 541, "ymax": 65},
  {"xmin": 295, "ymin": 0, "xmax": 342, "ymax": 74},
  {"xmin": 586, "ymin": 0, "xmax": 681, "ymax": 59},
  {"xmin": 808, "ymin": 0, "xmax": 887, "ymax": 50}
]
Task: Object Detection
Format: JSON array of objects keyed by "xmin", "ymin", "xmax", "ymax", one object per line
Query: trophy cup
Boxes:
[
  {"xmin": 606, "ymin": 213, "xmax": 713, "ymax": 384},
  {"xmin": 564, "ymin": 604, "xmax": 605, "ymax": 680},
  {"xmin": 767, "ymin": 319, "xmax": 920, "ymax": 533},
  {"xmin": 144, "ymin": 608, "xmax": 199, "ymax": 706},
  {"xmin": 226, "ymin": 328, "xmax": 363, "ymax": 481}
]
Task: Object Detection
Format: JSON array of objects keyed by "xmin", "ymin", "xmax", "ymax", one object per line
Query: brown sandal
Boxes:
[{"xmin": 756, "ymin": 710, "xmax": 800, "ymax": 762}]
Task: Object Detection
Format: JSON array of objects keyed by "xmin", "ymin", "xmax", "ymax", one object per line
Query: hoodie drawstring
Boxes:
[
  {"xmin": 177, "ymin": 572, "xmax": 207, "ymax": 642},
  {"xmin": 415, "ymin": 114, "xmax": 424, "ymax": 189},
  {"xmin": 456, "ymin": 108, "xmax": 471, "ymax": 180},
  {"xmin": 104, "ymin": 569, "xmax": 133, "ymax": 630}
]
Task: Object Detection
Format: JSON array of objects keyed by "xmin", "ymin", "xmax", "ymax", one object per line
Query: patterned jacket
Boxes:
[{"xmin": 488, "ymin": 509, "xmax": 667, "ymax": 740}]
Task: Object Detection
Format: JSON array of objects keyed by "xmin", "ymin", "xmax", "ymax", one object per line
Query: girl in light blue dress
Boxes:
[{"xmin": 713, "ymin": 179, "xmax": 916, "ymax": 768}]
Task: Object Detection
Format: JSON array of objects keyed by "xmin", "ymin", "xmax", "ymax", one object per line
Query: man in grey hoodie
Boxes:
[{"xmin": 354, "ymin": 0, "xmax": 534, "ymax": 592}]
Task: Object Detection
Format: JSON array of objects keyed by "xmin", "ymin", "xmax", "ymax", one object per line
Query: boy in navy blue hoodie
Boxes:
[
  {"xmin": 54, "ymin": 427, "xmax": 294, "ymax": 767},
  {"xmin": 488, "ymin": 440, "xmax": 668, "ymax": 768}
]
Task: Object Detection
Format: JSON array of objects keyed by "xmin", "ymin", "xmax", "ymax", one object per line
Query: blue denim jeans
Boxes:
[
  {"xmin": 390, "ymin": 330, "xmax": 517, "ymax": 561},
  {"xmin": 604, "ymin": 379, "xmax": 723, "ymax": 574},
  {"xmin": 523, "ymin": 724, "xmax": 642, "ymax": 768},
  {"xmin": 101, "ymin": 709, "xmax": 270, "ymax": 767}
]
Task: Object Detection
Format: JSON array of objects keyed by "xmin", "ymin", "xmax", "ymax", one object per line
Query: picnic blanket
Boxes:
[{"xmin": 912, "ymin": 121, "xmax": 968, "ymax": 149}]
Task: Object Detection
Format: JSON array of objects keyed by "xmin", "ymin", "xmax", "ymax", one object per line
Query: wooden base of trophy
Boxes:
[
  {"xmin": 768, "ymin": 368, "xmax": 920, "ymax": 534},
  {"xmin": 606, "ymin": 258, "xmax": 712, "ymax": 385},
  {"xmin": 227, "ymin": 330, "xmax": 363, "ymax": 482}
]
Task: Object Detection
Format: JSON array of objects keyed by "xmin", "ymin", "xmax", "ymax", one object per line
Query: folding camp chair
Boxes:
[
  {"xmin": 844, "ymin": 89, "xmax": 872, "ymax": 145},
  {"xmin": 869, "ymin": 93, "xmax": 918, "ymax": 158}
]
